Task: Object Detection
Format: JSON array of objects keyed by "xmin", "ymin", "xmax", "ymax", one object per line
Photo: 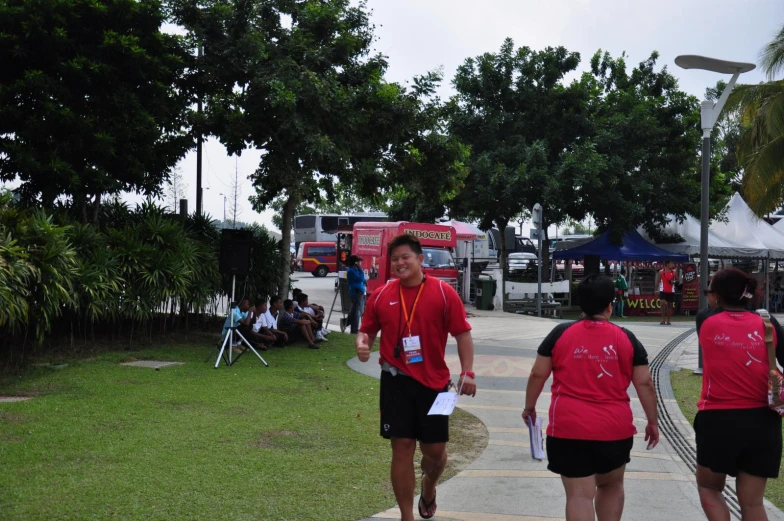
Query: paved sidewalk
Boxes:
[{"xmin": 349, "ymin": 307, "xmax": 784, "ymax": 521}]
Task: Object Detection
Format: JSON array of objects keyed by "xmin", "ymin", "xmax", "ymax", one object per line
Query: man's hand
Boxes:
[
  {"xmin": 457, "ymin": 375, "xmax": 476, "ymax": 397},
  {"xmin": 521, "ymin": 408, "xmax": 537, "ymax": 425},
  {"xmin": 280, "ymin": 332, "xmax": 288, "ymax": 342},
  {"xmin": 645, "ymin": 423, "xmax": 659, "ymax": 450},
  {"xmin": 356, "ymin": 333, "xmax": 370, "ymax": 362}
]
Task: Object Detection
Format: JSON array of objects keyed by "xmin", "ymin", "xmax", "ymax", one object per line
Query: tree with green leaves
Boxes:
[
  {"xmin": 0, "ymin": 0, "xmax": 192, "ymax": 221},
  {"xmin": 724, "ymin": 23, "xmax": 784, "ymax": 216},
  {"xmin": 173, "ymin": 0, "xmax": 467, "ymax": 296},
  {"xmin": 448, "ymin": 39, "xmax": 594, "ymax": 274},
  {"xmin": 578, "ymin": 51, "xmax": 716, "ymax": 241}
]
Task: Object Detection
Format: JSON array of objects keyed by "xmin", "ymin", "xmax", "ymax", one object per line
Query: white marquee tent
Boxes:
[
  {"xmin": 710, "ymin": 193, "xmax": 784, "ymax": 259},
  {"xmin": 640, "ymin": 213, "xmax": 767, "ymax": 259}
]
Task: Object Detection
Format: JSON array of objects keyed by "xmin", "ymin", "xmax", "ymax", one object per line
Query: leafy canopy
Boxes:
[{"xmin": 0, "ymin": 0, "xmax": 192, "ymax": 217}]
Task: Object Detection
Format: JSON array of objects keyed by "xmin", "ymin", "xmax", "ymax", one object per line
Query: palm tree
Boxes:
[{"xmin": 725, "ymin": 23, "xmax": 784, "ymax": 217}]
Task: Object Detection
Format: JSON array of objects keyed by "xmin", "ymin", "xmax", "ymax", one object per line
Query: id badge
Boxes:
[{"xmin": 402, "ymin": 335, "xmax": 423, "ymax": 364}]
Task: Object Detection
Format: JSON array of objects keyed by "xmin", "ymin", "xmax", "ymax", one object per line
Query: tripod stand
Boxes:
[{"xmin": 214, "ymin": 275, "xmax": 268, "ymax": 369}]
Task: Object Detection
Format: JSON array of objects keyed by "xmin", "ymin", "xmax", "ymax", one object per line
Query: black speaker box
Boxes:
[
  {"xmin": 584, "ymin": 254, "xmax": 601, "ymax": 276},
  {"xmin": 219, "ymin": 229, "xmax": 253, "ymax": 275}
]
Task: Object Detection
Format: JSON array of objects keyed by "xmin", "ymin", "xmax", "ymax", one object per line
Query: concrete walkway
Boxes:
[{"xmin": 350, "ymin": 308, "xmax": 784, "ymax": 521}]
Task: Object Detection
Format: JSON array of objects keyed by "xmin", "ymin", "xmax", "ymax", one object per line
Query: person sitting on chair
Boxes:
[{"xmin": 277, "ymin": 299, "xmax": 319, "ymax": 350}]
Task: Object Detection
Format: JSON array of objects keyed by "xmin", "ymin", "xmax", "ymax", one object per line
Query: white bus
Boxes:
[{"xmin": 293, "ymin": 213, "xmax": 387, "ymax": 249}]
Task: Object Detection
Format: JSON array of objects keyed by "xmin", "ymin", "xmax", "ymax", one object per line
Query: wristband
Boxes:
[
  {"xmin": 523, "ymin": 408, "xmax": 535, "ymax": 413},
  {"xmin": 460, "ymin": 371, "xmax": 475, "ymax": 379}
]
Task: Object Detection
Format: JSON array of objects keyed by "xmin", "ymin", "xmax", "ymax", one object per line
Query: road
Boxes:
[{"xmin": 289, "ymin": 271, "xmax": 345, "ymax": 326}]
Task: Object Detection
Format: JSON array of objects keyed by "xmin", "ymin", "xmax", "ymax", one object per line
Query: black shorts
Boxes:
[
  {"xmin": 546, "ymin": 436, "xmax": 633, "ymax": 478},
  {"xmin": 659, "ymin": 292, "xmax": 675, "ymax": 303},
  {"xmin": 695, "ymin": 407, "xmax": 782, "ymax": 478},
  {"xmin": 379, "ymin": 370, "xmax": 449, "ymax": 443}
]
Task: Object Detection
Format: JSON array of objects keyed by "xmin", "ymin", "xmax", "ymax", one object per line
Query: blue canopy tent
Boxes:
[{"xmin": 553, "ymin": 229, "xmax": 689, "ymax": 262}]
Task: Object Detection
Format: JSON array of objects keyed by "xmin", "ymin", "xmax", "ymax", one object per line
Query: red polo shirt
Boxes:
[
  {"xmin": 660, "ymin": 269, "xmax": 676, "ymax": 293},
  {"xmin": 360, "ymin": 277, "xmax": 472, "ymax": 390},
  {"xmin": 537, "ymin": 320, "xmax": 649, "ymax": 441},
  {"xmin": 697, "ymin": 308, "xmax": 784, "ymax": 411}
]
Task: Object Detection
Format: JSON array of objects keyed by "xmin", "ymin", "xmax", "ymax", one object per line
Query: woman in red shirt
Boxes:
[
  {"xmin": 695, "ymin": 268, "xmax": 784, "ymax": 521},
  {"xmin": 523, "ymin": 275, "xmax": 659, "ymax": 521}
]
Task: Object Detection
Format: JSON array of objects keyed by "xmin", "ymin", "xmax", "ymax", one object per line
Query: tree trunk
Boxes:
[
  {"xmin": 92, "ymin": 193, "xmax": 102, "ymax": 225},
  {"xmin": 496, "ymin": 218, "xmax": 509, "ymax": 275},
  {"xmin": 279, "ymin": 195, "xmax": 298, "ymax": 298}
]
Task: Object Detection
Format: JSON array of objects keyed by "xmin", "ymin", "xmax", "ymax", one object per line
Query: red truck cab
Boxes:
[{"xmin": 352, "ymin": 221, "xmax": 459, "ymax": 297}]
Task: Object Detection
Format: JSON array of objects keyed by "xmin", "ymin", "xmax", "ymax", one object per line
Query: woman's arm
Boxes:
[{"xmin": 522, "ymin": 355, "xmax": 553, "ymax": 422}]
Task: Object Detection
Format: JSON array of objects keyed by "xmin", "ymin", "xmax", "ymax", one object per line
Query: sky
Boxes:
[{"xmin": 19, "ymin": 0, "xmax": 784, "ymax": 235}]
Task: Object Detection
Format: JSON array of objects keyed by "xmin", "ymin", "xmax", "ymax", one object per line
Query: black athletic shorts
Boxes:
[
  {"xmin": 379, "ymin": 370, "xmax": 449, "ymax": 443},
  {"xmin": 695, "ymin": 407, "xmax": 782, "ymax": 478},
  {"xmin": 659, "ymin": 292, "xmax": 675, "ymax": 303},
  {"xmin": 546, "ymin": 436, "xmax": 633, "ymax": 478}
]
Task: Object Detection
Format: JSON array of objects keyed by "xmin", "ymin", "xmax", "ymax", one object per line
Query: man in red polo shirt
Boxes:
[{"xmin": 356, "ymin": 233, "xmax": 476, "ymax": 521}]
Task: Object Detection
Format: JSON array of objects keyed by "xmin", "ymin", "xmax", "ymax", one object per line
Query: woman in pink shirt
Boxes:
[
  {"xmin": 523, "ymin": 275, "xmax": 659, "ymax": 521},
  {"xmin": 695, "ymin": 268, "xmax": 784, "ymax": 521}
]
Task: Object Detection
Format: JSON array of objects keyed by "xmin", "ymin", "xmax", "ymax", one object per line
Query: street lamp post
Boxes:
[
  {"xmin": 675, "ymin": 55, "xmax": 755, "ymax": 374},
  {"xmin": 219, "ymin": 193, "xmax": 227, "ymax": 226}
]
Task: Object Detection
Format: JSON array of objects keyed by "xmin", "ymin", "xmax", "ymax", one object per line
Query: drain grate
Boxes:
[{"xmin": 650, "ymin": 328, "xmax": 742, "ymax": 519}]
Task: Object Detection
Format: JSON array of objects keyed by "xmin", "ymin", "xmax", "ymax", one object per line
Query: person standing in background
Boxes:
[
  {"xmin": 614, "ymin": 268, "xmax": 628, "ymax": 318},
  {"xmin": 347, "ymin": 255, "xmax": 367, "ymax": 334},
  {"xmin": 657, "ymin": 259, "xmax": 677, "ymax": 325}
]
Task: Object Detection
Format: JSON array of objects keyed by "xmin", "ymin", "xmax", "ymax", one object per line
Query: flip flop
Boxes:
[{"xmin": 418, "ymin": 473, "xmax": 437, "ymax": 519}]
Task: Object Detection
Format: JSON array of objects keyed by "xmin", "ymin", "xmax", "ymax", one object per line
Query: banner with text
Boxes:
[
  {"xmin": 624, "ymin": 294, "xmax": 663, "ymax": 316},
  {"xmin": 680, "ymin": 263, "xmax": 699, "ymax": 312}
]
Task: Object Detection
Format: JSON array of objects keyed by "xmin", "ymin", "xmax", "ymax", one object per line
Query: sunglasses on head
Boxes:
[{"xmin": 702, "ymin": 289, "xmax": 715, "ymax": 296}]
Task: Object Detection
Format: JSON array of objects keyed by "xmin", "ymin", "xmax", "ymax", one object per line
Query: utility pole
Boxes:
[{"xmin": 195, "ymin": 45, "xmax": 203, "ymax": 217}]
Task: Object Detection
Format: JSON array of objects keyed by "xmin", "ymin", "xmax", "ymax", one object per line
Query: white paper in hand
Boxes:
[
  {"xmin": 427, "ymin": 391, "xmax": 459, "ymax": 415},
  {"xmin": 526, "ymin": 416, "xmax": 545, "ymax": 461}
]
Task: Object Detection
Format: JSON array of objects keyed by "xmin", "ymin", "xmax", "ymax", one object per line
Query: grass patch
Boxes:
[
  {"xmin": 670, "ymin": 368, "xmax": 784, "ymax": 509},
  {"xmin": 0, "ymin": 333, "xmax": 486, "ymax": 521}
]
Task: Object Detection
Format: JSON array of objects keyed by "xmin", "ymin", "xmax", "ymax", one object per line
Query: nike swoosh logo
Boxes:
[{"xmin": 389, "ymin": 301, "xmax": 399, "ymax": 305}]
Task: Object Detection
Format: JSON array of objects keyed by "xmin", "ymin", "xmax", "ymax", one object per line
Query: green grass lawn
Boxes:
[
  {"xmin": 670, "ymin": 369, "xmax": 784, "ymax": 508},
  {"xmin": 0, "ymin": 333, "xmax": 484, "ymax": 521}
]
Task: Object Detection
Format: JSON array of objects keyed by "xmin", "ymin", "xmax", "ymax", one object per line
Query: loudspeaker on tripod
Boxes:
[{"xmin": 219, "ymin": 229, "xmax": 253, "ymax": 275}]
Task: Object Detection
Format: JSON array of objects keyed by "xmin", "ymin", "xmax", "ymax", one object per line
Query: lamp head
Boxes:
[{"xmin": 675, "ymin": 55, "xmax": 755, "ymax": 74}]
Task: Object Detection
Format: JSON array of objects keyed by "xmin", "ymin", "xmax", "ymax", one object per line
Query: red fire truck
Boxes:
[{"xmin": 352, "ymin": 221, "xmax": 459, "ymax": 297}]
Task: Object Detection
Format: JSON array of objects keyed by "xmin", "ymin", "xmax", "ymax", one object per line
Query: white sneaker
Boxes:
[
  {"xmin": 321, "ymin": 328, "xmax": 330, "ymax": 335},
  {"xmin": 316, "ymin": 331, "xmax": 328, "ymax": 342}
]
